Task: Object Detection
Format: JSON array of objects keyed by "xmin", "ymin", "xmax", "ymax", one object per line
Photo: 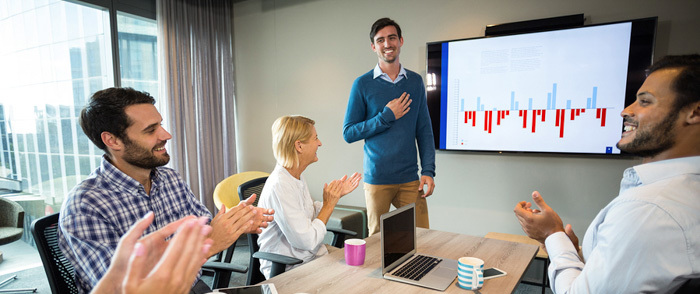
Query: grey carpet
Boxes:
[{"xmin": 0, "ymin": 266, "xmax": 51, "ymax": 293}]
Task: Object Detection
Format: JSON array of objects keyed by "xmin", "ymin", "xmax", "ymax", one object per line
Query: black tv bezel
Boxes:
[{"xmin": 426, "ymin": 17, "xmax": 657, "ymax": 157}]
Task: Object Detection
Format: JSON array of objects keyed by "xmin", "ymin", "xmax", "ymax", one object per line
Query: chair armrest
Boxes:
[
  {"xmin": 327, "ymin": 228, "xmax": 357, "ymax": 248},
  {"xmin": 252, "ymin": 252, "xmax": 303, "ymax": 266},
  {"xmin": 203, "ymin": 261, "xmax": 247, "ymax": 273},
  {"xmin": 328, "ymin": 227, "xmax": 356, "ymax": 237}
]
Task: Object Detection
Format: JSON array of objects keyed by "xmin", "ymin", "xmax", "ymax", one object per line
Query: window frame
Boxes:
[{"xmin": 67, "ymin": 0, "xmax": 156, "ymax": 87}]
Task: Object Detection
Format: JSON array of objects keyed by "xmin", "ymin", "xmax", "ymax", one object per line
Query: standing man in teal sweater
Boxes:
[{"xmin": 343, "ymin": 17, "xmax": 436, "ymax": 236}]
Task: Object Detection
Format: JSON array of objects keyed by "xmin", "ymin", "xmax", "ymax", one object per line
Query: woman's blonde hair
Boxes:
[{"xmin": 271, "ymin": 115, "xmax": 316, "ymax": 168}]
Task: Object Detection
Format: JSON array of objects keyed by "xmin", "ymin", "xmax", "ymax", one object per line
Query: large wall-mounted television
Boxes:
[{"xmin": 426, "ymin": 17, "xmax": 657, "ymax": 156}]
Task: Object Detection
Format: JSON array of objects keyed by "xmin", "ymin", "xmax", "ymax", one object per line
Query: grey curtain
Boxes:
[{"xmin": 157, "ymin": 0, "xmax": 236, "ymax": 212}]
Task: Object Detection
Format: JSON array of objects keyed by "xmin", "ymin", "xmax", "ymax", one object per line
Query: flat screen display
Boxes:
[{"xmin": 426, "ymin": 17, "xmax": 656, "ymax": 155}]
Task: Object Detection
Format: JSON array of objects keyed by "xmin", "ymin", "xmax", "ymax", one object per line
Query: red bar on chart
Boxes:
[
  {"xmin": 484, "ymin": 111, "xmax": 489, "ymax": 132},
  {"xmin": 601, "ymin": 108, "xmax": 606, "ymax": 127},
  {"xmin": 558, "ymin": 109, "xmax": 565, "ymax": 138}
]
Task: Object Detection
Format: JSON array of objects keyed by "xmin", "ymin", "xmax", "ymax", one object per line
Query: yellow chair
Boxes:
[{"xmin": 213, "ymin": 171, "xmax": 270, "ymax": 209}]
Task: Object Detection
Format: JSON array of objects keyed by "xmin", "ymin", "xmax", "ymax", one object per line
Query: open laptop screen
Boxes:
[{"xmin": 382, "ymin": 204, "xmax": 416, "ymax": 268}]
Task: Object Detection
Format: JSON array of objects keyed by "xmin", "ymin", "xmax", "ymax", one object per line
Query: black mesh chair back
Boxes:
[
  {"xmin": 238, "ymin": 176, "xmax": 267, "ymax": 207},
  {"xmin": 31, "ymin": 213, "xmax": 79, "ymax": 294}
]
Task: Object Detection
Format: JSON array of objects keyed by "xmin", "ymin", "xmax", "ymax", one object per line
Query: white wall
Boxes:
[{"xmin": 232, "ymin": 0, "xmax": 699, "ymax": 236}]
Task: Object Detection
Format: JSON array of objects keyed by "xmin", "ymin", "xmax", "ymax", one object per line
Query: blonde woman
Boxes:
[{"xmin": 257, "ymin": 115, "xmax": 361, "ymax": 278}]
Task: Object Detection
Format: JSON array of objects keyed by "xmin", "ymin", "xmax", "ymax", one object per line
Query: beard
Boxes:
[
  {"xmin": 616, "ymin": 111, "xmax": 677, "ymax": 157},
  {"xmin": 121, "ymin": 136, "xmax": 170, "ymax": 169},
  {"xmin": 381, "ymin": 54, "xmax": 397, "ymax": 63}
]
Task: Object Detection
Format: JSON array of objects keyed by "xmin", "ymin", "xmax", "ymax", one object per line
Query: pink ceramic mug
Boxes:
[{"xmin": 344, "ymin": 239, "xmax": 366, "ymax": 266}]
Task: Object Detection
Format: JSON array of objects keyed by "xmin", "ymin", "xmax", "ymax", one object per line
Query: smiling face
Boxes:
[
  {"xmin": 371, "ymin": 25, "xmax": 403, "ymax": 64},
  {"xmin": 617, "ymin": 68, "xmax": 682, "ymax": 159},
  {"xmin": 120, "ymin": 104, "xmax": 172, "ymax": 169},
  {"xmin": 298, "ymin": 125, "xmax": 321, "ymax": 166}
]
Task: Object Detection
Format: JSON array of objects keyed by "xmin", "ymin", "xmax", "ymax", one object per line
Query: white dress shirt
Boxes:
[
  {"xmin": 373, "ymin": 63, "xmax": 407, "ymax": 83},
  {"xmin": 257, "ymin": 164, "xmax": 328, "ymax": 278},
  {"xmin": 545, "ymin": 156, "xmax": 700, "ymax": 293}
]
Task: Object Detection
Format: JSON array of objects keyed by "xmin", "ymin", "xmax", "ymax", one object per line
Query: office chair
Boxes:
[
  {"xmin": 204, "ymin": 171, "xmax": 269, "ymax": 289},
  {"xmin": 213, "ymin": 171, "xmax": 270, "ymax": 209},
  {"xmin": 0, "ymin": 197, "xmax": 34, "ymax": 293},
  {"xmin": 31, "ymin": 213, "xmax": 79, "ymax": 294},
  {"xmin": 0, "ymin": 196, "xmax": 24, "ymax": 251},
  {"xmin": 203, "ymin": 248, "xmax": 247, "ymax": 289},
  {"xmin": 238, "ymin": 177, "xmax": 357, "ymax": 285}
]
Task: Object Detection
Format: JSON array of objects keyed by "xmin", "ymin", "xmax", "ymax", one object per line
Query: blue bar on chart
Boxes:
[
  {"xmin": 591, "ymin": 86, "xmax": 597, "ymax": 109},
  {"xmin": 510, "ymin": 92, "xmax": 515, "ymax": 111},
  {"xmin": 566, "ymin": 100, "xmax": 572, "ymax": 109},
  {"xmin": 586, "ymin": 86, "xmax": 599, "ymax": 109},
  {"xmin": 528, "ymin": 98, "xmax": 533, "ymax": 110},
  {"xmin": 552, "ymin": 83, "xmax": 558, "ymax": 109},
  {"xmin": 547, "ymin": 93, "xmax": 552, "ymax": 110},
  {"xmin": 515, "ymin": 101, "xmax": 519, "ymax": 110},
  {"xmin": 461, "ymin": 99, "xmax": 464, "ymax": 112}
]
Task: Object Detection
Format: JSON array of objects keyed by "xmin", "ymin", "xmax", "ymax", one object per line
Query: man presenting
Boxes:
[
  {"xmin": 59, "ymin": 87, "xmax": 274, "ymax": 293},
  {"xmin": 515, "ymin": 55, "xmax": 700, "ymax": 293},
  {"xmin": 343, "ymin": 18, "xmax": 436, "ymax": 236}
]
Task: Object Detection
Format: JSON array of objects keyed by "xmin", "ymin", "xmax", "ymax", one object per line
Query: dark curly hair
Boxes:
[{"xmin": 79, "ymin": 87, "xmax": 156, "ymax": 151}]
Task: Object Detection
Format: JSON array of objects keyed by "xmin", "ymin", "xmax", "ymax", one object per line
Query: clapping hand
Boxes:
[
  {"xmin": 242, "ymin": 194, "xmax": 275, "ymax": 234},
  {"xmin": 513, "ymin": 191, "xmax": 565, "ymax": 243},
  {"xmin": 339, "ymin": 172, "xmax": 362, "ymax": 196},
  {"xmin": 122, "ymin": 216, "xmax": 213, "ymax": 294},
  {"xmin": 92, "ymin": 213, "xmax": 213, "ymax": 294}
]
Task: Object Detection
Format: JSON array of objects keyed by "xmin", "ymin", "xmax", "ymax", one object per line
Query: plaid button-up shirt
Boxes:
[{"xmin": 58, "ymin": 157, "xmax": 211, "ymax": 293}]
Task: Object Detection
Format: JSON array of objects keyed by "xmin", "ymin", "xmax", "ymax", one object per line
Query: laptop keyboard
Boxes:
[{"xmin": 393, "ymin": 255, "xmax": 442, "ymax": 281}]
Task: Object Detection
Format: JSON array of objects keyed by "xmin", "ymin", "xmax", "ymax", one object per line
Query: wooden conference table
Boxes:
[{"xmin": 263, "ymin": 228, "xmax": 539, "ymax": 293}]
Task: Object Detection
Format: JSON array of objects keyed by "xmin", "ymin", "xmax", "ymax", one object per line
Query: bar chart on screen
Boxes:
[
  {"xmin": 461, "ymin": 83, "xmax": 608, "ymax": 138},
  {"xmin": 445, "ymin": 80, "xmax": 624, "ymax": 154},
  {"xmin": 442, "ymin": 23, "xmax": 632, "ymax": 154}
]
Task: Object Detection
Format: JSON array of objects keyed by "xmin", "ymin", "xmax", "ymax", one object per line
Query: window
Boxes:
[
  {"xmin": 0, "ymin": 0, "xmax": 158, "ymax": 209},
  {"xmin": 117, "ymin": 11, "xmax": 158, "ymax": 98}
]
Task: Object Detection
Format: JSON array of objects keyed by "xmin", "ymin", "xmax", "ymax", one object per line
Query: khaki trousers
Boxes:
[{"xmin": 364, "ymin": 180, "xmax": 429, "ymax": 236}]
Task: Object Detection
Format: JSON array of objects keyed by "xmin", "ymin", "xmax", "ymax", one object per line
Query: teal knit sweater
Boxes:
[{"xmin": 343, "ymin": 69, "xmax": 436, "ymax": 185}]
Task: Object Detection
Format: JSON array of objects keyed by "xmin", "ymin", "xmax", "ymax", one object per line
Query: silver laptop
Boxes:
[{"xmin": 380, "ymin": 203, "xmax": 458, "ymax": 291}]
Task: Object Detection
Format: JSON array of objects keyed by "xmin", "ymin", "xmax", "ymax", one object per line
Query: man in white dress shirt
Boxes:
[{"xmin": 514, "ymin": 54, "xmax": 700, "ymax": 293}]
